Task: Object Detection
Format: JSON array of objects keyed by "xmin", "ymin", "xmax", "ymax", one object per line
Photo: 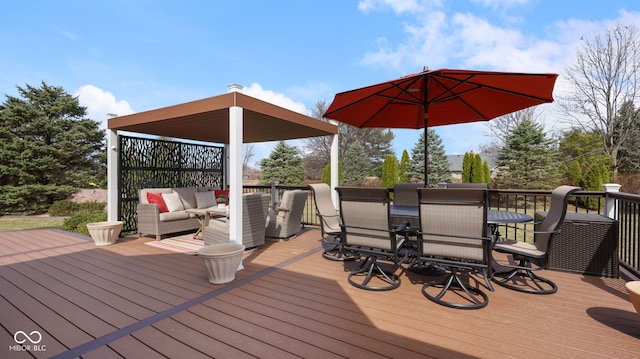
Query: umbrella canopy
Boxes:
[{"xmin": 323, "ymin": 68, "xmax": 558, "ymax": 184}]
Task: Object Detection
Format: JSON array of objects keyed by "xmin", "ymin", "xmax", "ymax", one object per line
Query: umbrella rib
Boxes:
[
  {"xmin": 355, "ymin": 76, "xmax": 426, "ymax": 128},
  {"xmin": 430, "ymin": 73, "xmax": 554, "ymax": 104},
  {"xmin": 427, "ymin": 73, "xmax": 554, "ymax": 120}
]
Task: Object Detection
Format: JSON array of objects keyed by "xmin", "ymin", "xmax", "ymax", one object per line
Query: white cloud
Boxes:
[
  {"xmin": 241, "ymin": 83, "xmax": 309, "ymax": 115},
  {"xmin": 358, "ymin": 0, "xmax": 431, "ymax": 14},
  {"xmin": 74, "ymin": 85, "xmax": 134, "ymax": 129}
]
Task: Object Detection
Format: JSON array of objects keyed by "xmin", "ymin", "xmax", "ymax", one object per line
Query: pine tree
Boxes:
[
  {"xmin": 343, "ymin": 141, "xmax": 370, "ymax": 185},
  {"xmin": 0, "ymin": 82, "xmax": 106, "ymax": 213},
  {"xmin": 259, "ymin": 141, "xmax": 305, "ymax": 185},
  {"xmin": 408, "ymin": 129, "xmax": 450, "ymax": 186},
  {"xmin": 496, "ymin": 118, "xmax": 559, "ymax": 189}
]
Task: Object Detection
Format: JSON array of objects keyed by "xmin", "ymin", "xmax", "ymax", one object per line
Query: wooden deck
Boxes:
[{"xmin": 0, "ymin": 228, "xmax": 639, "ymax": 358}]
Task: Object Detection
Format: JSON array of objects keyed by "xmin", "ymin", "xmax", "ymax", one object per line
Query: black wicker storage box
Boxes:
[{"xmin": 535, "ymin": 211, "xmax": 619, "ymax": 278}]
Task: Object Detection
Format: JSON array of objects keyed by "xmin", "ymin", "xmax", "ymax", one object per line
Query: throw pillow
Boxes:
[
  {"xmin": 214, "ymin": 189, "xmax": 230, "ymax": 204},
  {"xmin": 162, "ymin": 192, "xmax": 185, "ymax": 212},
  {"xmin": 146, "ymin": 192, "xmax": 169, "ymax": 213},
  {"xmin": 195, "ymin": 191, "xmax": 216, "ymax": 209}
]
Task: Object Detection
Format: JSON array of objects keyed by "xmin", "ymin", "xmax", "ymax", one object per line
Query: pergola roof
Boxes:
[{"xmin": 107, "ymin": 91, "xmax": 338, "ymax": 143}]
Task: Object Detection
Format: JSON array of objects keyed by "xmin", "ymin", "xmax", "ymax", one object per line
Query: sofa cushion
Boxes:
[
  {"xmin": 158, "ymin": 211, "xmax": 191, "ymax": 221},
  {"xmin": 172, "ymin": 187, "xmax": 198, "ymax": 209},
  {"xmin": 214, "ymin": 189, "xmax": 230, "ymax": 204},
  {"xmin": 146, "ymin": 192, "xmax": 169, "ymax": 213},
  {"xmin": 162, "ymin": 192, "xmax": 185, "ymax": 212},
  {"xmin": 195, "ymin": 191, "xmax": 216, "ymax": 209},
  {"xmin": 140, "ymin": 188, "xmax": 172, "ymax": 204}
]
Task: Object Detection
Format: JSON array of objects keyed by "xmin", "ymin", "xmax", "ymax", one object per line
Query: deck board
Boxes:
[{"xmin": 0, "ymin": 229, "xmax": 639, "ymax": 358}]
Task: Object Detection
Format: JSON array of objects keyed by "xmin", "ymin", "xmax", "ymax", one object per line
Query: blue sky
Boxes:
[{"xmin": 2, "ymin": 0, "xmax": 639, "ymax": 167}]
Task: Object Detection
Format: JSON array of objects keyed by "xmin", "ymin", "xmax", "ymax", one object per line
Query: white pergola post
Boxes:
[
  {"xmin": 106, "ymin": 127, "xmax": 119, "ymax": 221},
  {"xmin": 228, "ymin": 86, "xmax": 244, "ymax": 270}
]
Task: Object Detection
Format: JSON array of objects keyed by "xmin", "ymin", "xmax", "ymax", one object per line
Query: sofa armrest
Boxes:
[{"xmin": 137, "ymin": 203, "xmax": 160, "ymax": 216}]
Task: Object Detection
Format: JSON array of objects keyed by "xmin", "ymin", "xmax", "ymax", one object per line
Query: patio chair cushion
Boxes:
[
  {"xmin": 162, "ymin": 192, "xmax": 185, "ymax": 212},
  {"xmin": 195, "ymin": 191, "xmax": 216, "ymax": 209},
  {"xmin": 146, "ymin": 192, "xmax": 169, "ymax": 213}
]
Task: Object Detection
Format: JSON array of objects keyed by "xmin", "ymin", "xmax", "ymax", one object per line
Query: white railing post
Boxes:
[{"xmin": 603, "ymin": 183, "xmax": 621, "ymax": 219}]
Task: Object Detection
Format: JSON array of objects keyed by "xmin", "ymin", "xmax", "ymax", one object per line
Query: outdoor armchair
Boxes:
[
  {"xmin": 492, "ymin": 185, "xmax": 581, "ymax": 294},
  {"xmin": 416, "ymin": 188, "xmax": 492, "ymax": 309},
  {"xmin": 337, "ymin": 186, "xmax": 407, "ymax": 291},
  {"xmin": 265, "ymin": 190, "xmax": 308, "ymax": 240},
  {"xmin": 203, "ymin": 193, "xmax": 270, "ymax": 249}
]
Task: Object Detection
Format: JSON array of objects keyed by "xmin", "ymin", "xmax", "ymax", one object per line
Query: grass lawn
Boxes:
[{"xmin": 0, "ymin": 217, "xmax": 66, "ymax": 231}]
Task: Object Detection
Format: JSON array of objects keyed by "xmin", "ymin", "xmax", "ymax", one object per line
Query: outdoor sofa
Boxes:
[{"xmin": 137, "ymin": 187, "xmax": 222, "ymax": 240}]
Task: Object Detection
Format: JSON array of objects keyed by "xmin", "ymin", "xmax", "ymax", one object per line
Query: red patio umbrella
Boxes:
[{"xmin": 323, "ymin": 68, "xmax": 558, "ymax": 184}]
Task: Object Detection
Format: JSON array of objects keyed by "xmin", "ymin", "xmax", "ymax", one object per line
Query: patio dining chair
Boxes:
[
  {"xmin": 416, "ymin": 188, "xmax": 492, "ymax": 309},
  {"xmin": 337, "ymin": 186, "xmax": 407, "ymax": 291},
  {"xmin": 391, "ymin": 183, "xmax": 422, "ymax": 228},
  {"xmin": 492, "ymin": 185, "xmax": 581, "ymax": 294},
  {"xmin": 309, "ymin": 183, "xmax": 354, "ymax": 261}
]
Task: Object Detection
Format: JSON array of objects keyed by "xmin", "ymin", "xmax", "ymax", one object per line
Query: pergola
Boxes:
[{"xmin": 106, "ymin": 85, "xmax": 339, "ymax": 247}]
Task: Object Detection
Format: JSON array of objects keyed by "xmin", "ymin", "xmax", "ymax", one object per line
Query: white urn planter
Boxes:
[
  {"xmin": 197, "ymin": 243, "xmax": 245, "ymax": 284},
  {"xmin": 625, "ymin": 281, "xmax": 640, "ymax": 315},
  {"xmin": 86, "ymin": 221, "xmax": 123, "ymax": 246}
]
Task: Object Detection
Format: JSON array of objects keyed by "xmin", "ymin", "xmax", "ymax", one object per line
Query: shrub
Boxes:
[
  {"xmin": 79, "ymin": 201, "xmax": 107, "ymax": 213},
  {"xmin": 62, "ymin": 211, "xmax": 107, "ymax": 236},
  {"xmin": 49, "ymin": 200, "xmax": 81, "ymax": 216}
]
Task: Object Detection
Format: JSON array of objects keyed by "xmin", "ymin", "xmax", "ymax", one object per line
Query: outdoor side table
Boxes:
[{"xmin": 535, "ymin": 211, "xmax": 619, "ymax": 278}]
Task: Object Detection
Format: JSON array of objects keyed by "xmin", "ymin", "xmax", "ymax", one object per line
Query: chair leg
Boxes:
[
  {"xmin": 321, "ymin": 234, "xmax": 355, "ymax": 261},
  {"xmin": 347, "ymin": 255, "xmax": 401, "ymax": 291},
  {"xmin": 422, "ymin": 270, "xmax": 489, "ymax": 309},
  {"xmin": 492, "ymin": 256, "xmax": 557, "ymax": 294}
]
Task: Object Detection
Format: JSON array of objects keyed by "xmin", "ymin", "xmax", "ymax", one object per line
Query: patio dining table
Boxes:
[
  {"xmin": 390, "ymin": 205, "xmax": 533, "ymax": 275},
  {"xmin": 390, "ymin": 205, "xmax": 533, "ymax": 227}
]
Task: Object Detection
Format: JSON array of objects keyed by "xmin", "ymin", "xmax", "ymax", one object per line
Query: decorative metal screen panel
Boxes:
[{"xmin": 118, "ymin": 135, "xmax": 224, "ymax": 233}]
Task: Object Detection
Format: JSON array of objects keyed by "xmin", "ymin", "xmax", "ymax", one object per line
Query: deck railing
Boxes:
[{"xmin": 244, "ymin": 184, "xmax": 640, "ymax": 279}]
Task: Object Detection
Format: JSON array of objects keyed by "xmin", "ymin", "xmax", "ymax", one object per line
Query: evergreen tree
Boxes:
[
  {"xmin": 496, "ymin": 118, "xmax": 559, "ymax": 189},
  {"xmin": 461, "ymin": 152, "xmax": 472, "ymax": 183},
  {"xmin": 567, "ymin": 160, "xmax": 583, "ymax": 186},
  {"xmin": 259, "ymin": 141, "xmax": 305, "ymax": 185},
  {"xmin": 557, "ymin": 128, "xmax": 610, "ymax": 184},
  {"xmin": 471, "ymin": 153, "xmax": 484, "ymax": 183},
  {"xmin": 398, "ymin": 150, "xmax": 411, "ymax": 183},
  {"xmin": 343, "ymin": 141, "xmax": 370, "ymax": 185},
  {"xmin": 381, "ymin": 155, "xmax": 399, "ymax": 189},
  {"xmin": 321, "ymin": 162, "xmax": 343, "ymax": 186},
  {"xmin": 0, "ymin": 82, "xmax": 106, "ymax": 213},
  {"xmin": 408, "ymin": 129, "xmax": 451, "ymax": 186},
  {"xmin": 483, "ymin": 161, "xmax": 491, "ymax": 184}
]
